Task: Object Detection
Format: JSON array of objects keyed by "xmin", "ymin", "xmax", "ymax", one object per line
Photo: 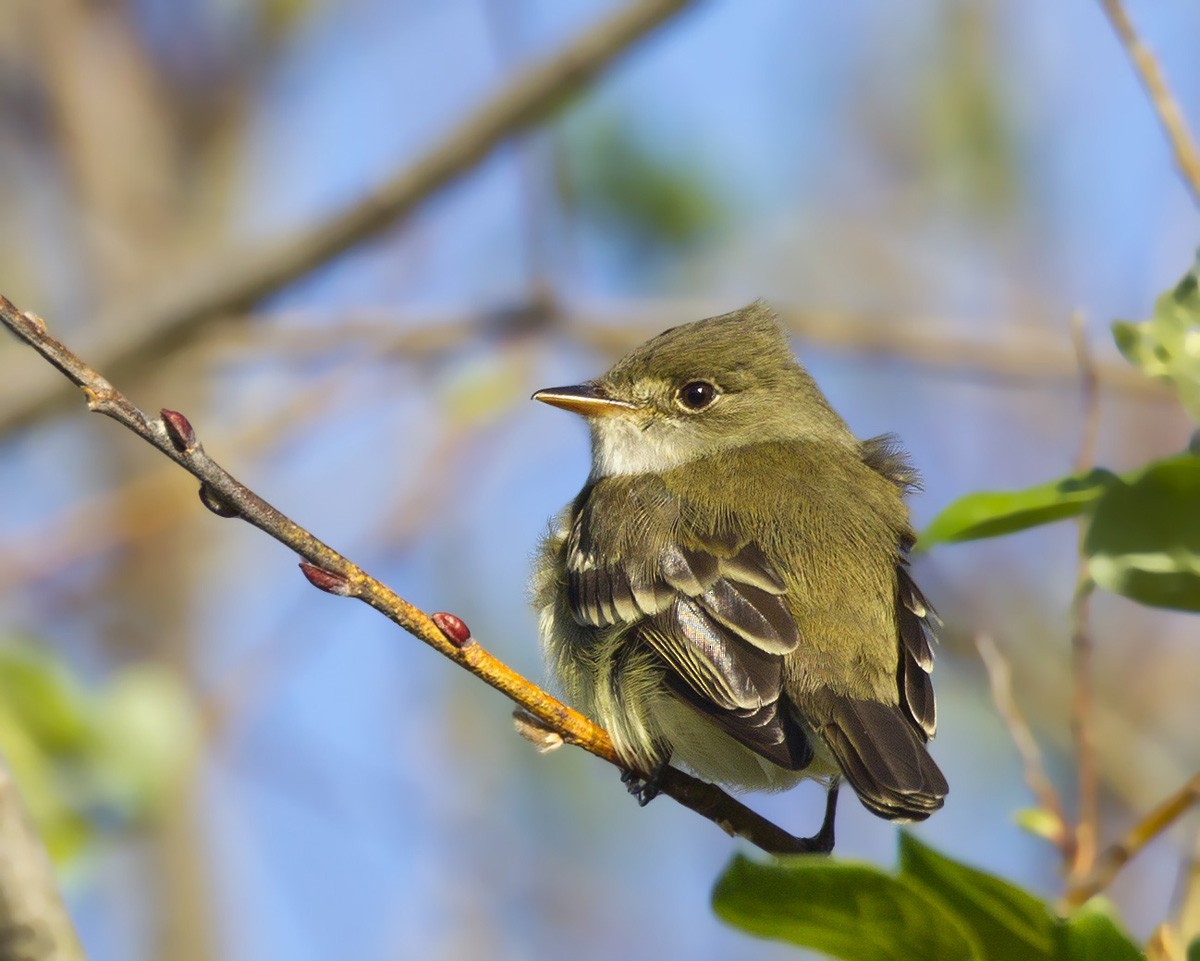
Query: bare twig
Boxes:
[
  {"xmin": 1061, "ymin": 771, "xmax": 1200, "ymax": 910},
  {"xmin": 0, "ymin": 0, "xmax": 697, "ymax": 435},
  {"xmin": 975, "ymin": 635, "xmax": 1071, "ymax": 855},
  {"xmin": 1099, "ymin": 0, "xmax": 1200, "ymax": 205},
  {"xmin": 0, "ymin": 293, "xmax": 823, "ymax": 857},
  {"xmin": 0, "ymin": 753, "xmax": 86, "ymax": 961},
  {"xmin": 1067, "ymin": 577, "xmax": 1098, "ymax": 883},
  {"xmin": 1068, "ymin": 312, "xmax": 1101, "ymax": 883},
  {"xmin": 198, "ymin": 300, "xmax": 1176, "ymax": 395},
  {"xmin": 1070, "ymin": 312, "xmax": 1100, "ymax": 475},
  {"xmin": 1176, "ymin": 829, "xmax": 1200, "ymax": 951}
]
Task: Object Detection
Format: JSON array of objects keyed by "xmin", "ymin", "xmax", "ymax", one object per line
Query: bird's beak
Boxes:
[{"xmin": 532, "ymin": 383, "xmax": 639, "ymax": 418}]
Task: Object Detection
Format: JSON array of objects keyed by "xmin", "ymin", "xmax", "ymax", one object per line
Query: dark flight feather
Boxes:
[
  {"xmin": 809, "ymin": 691, "xmax": 947, "ymax": 821},
  {"xmin": 895, "ymin": 565, "xmax": 938, "ymax": 739}
]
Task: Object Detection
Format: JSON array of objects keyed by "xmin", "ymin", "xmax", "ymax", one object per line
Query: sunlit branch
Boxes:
[
  {"xmin": 0, "ymin": 292, "xmax": 824, "ymax": 858},
  {"xmin": 1061, "ymin": 770, "xmax": 1200, "ymax": 910},
  {"xmin": 1099, "ymin": 0, "xmax": 1200, "ymax": 205}
]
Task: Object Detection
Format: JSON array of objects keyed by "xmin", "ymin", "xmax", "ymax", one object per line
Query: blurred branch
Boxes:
[
  {"xmin": 1067, "ymin": 577, "xmax": 1097, "ymax": 883},
  {"xmin": 1068, "ymin": 314, "xmax": 1101, "ymax": 883},
  {"xmin": 1061, "ymin": 770, "xmax": 1200, "ymax": 911},
  {"xmin": 0, "ymin": 0, "xmax": 698, "ymax": 435},
  {"xmin": 0, "ymin": 293, "xmax": 827, "ymax": 857},
  {"xmin": 1099, "ymin": 0, "xmax": 1200, "ymax": 205},
  {"xmin": 975, "ymin": 634, "xmax": 1070, "ymax": 856},
  {"xmin": 0, "ymin": 753, "xmax": 86, "ymax": 961},
  {"xmin": 1176, "ymin": 830, "xmax": 1200, "ymax": 951},
  {"xmin": 215, "ymin": 300, "xmax": 1174, "ymax": 395},
  {"xmin": 1070, "ymin": 312, "xmax": 1100, "ymax": 474}
]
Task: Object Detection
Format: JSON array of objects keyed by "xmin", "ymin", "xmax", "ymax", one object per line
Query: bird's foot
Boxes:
[
  {"xmin": 621, "ymin": 758, "xmax": 670, "ymax": 807},
  {"xmin": 796, "ymin": 782, "xmax": 840, "ymax": 854}
]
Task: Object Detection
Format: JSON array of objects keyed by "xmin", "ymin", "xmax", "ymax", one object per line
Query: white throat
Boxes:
[{"xmin": 590, "ymin": 415, "xmax": 706, "ymax": 478}]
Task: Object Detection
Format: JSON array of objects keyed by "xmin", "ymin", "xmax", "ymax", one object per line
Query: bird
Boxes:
[{"xmin": 530, "ymin": 301, "xmax": 947, "ymax": 850}]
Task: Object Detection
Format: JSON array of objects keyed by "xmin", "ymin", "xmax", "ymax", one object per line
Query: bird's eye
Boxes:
[{"xmin": 677, "ymin": 380, "xmax": 718, "ymax": 411}]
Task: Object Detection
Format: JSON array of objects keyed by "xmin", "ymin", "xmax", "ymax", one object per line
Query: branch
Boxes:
[
  {"xmin": 0, "ymin": 753, "xmax": 86, "ymax": 961},
  {"xmin": 190, "ymin": 299, "xmax": 1176, "ymax": 394},
  {"xmin": 0, "ymin": 293, "xmax": 822, "ymax": 857},
  {"xmin": 0, "ymin": 0, "xmax": 697, "ymax": 435},
  {"xmin": 1067, "ymin": 577, "xmax": 1098, "ymax": 882},
  {"xmin": 975, "ymin": 635, "xmax": 1070, "ymax": 856},
  {"xmin": 1061, "ymin": 770, "xmax": 1200, "ymax": 911},
  {"xmin": 1099, "ymin": 0, "xmax": 1200, "ymax": 205},
  {"xmin": 1068, "ymin": 313, "xmax": 1101, "ymax": 883}
]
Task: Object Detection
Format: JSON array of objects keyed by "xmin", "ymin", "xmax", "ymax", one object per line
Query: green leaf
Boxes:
[
  {"xmin": 1113, "ymin": 259, "xmax": 1200, "ymax": 422},
  {"xmin": 917, "ymin": 469, "xmax": 1116, "ymax": 548},
  {"xmin": 1187, "ymin": 936, "xmax": 1200, "ymax": 961},
  {"xmin": 0, "ymin": 639, "xmax": 198, "ymax": 866},
  {"xmin": 0, "ymin": 643, "xmax": 93, "ymax": 753},
  {"xmin": 1085, "ymin": 454, "xmax": 1200, "ymax": 611},
  {"xmin": 898, "ymin": 833, "xmax": 1056, "ymax": 961},
  {"xmin": 1057, "ymin": 899, "xmax": 1142, "ymax": 961},
  {"xmin": 712, "ymin": 853, "xmax": 984, "ymax": 961},
  {"xmin": 91, "ymin": 666, "xmax": 198, "ymax": 815},
  {"xmin": 558, "ymin": 113, "xmax": 726, "ymax": 254},
  {"xmin": 1013, "ymin": 807, "xmax": 1065, "ymax": 843}
]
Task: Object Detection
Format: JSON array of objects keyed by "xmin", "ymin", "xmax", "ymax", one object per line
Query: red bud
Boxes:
[
  {"xmin": 432, "ymin": 611, "xmax": 473, "ymax": 647},
  {"xmin": 299, "ymin": 562, "xmax": 352, "ymax": 596},
  {"xmin": 160, "ymin": 409, "xmax": 196, "ymax": 452}
]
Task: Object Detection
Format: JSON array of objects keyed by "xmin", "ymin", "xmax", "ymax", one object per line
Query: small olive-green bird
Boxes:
[{"xmin": 531, "ymin": 302, "xmax": 946, "ymax": 850}]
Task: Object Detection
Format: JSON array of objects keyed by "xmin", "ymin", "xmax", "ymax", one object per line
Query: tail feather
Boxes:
[{"xmin": 808, "ymin": 692, "xmax": 948, "ymax": 822}]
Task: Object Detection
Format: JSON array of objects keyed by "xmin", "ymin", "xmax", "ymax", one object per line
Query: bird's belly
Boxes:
[{"xmin": 646, "ymin": 696, "xmax": 837, "ymax": 793}]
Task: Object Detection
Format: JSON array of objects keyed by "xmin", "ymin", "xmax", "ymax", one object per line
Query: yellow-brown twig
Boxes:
[
  {"xmin": 1099, "ymin": 0, "xmax": 1200, "ymax": 205},
  {"xmin": 0, "ymin": 292, "xmax": 823, "ymax": 857},
  {"xmin": 1061, "ymin": 771, "xmax": 1200, "ymax": 911}
]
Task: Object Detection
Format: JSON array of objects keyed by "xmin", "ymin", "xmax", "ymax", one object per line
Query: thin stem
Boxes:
[
  {"xmin": 975, "ymin": 635, "xmax": 1071, "ymax": 857},
  {"xmin": 1061, "ymin": 771, "xmax": 1200, "ymax": 910},
  {"xmin": 1068, "ymin": 311, "xmax": 1101, "ymax": 883},
  {"xmin": 0, "ymin": 293, "xmax": 821, "ymax": 858},
  {"xmin": 1068, "ymin": 575, "xmax": 1098, "ymax": 882},
  {"xmin": 1099, "ymin": 0, "xmax": 1200, "ymax": 205}
]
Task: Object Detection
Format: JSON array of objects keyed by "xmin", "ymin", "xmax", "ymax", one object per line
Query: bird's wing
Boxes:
[
  {"xmin": 896, "ymin": 562, "xmax": 938, "ymax": 739},
  {"xmin": 566, "ymin": 482, "xmax": 812, "ymax": 770}
]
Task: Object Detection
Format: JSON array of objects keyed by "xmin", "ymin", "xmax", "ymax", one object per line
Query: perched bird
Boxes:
[{"xmin": 530, "ymin": 303, "xmax": 946, "ymax": 850}]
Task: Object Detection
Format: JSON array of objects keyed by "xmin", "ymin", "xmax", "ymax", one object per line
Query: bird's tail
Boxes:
[{"xmin": 805, "ymin": 691, "xmax": 948, "ymax": 822}]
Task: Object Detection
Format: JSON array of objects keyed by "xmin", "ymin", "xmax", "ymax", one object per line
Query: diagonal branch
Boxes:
[
  {"xmin": 975, "ymin": 634, "xmax": 1070, "ymax": 856},
  {"xmin": 1099, "ymin": 0, "xmax": 1200, "ymax": 205},
  {"xmin": 0, "ymin": 0, "xmax": 697, "ymax": 436},
  {"xmin": 1061, "ymin": 770, "xmax": 1200, "ymax": 911},
  {"xmin": 0, "ymin": 754, "xmax": 85, "ymax": 961},
  {"xmin": 0, "ymin": 292, "xmax": 821, "ymax": 858}
]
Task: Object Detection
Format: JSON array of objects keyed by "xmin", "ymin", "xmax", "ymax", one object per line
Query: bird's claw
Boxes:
[{"xmin": 621, "ymin": 760, "xmax": 669, "ymax": 807}]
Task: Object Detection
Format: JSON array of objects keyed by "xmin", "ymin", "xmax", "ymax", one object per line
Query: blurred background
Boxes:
[{"xmin": 1, "ymin": 0, "xmax": 1199, "ymax": 958}]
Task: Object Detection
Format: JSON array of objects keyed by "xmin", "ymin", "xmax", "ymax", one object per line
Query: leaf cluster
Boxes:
[
  {"xmin": 0, "ymin": 639, "xmax": 197, "ymax": 866},
  {"xmin": 919, "ymin": 260, "xmax": 1200, "ymax": 613},
  {"xmin": 713, "ymin": 835, "xmax": 1144, "ymax": 961}
]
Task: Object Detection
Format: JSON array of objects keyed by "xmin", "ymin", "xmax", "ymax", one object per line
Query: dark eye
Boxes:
[{"xmin": 677, "ymin": 380, "xmax": 718, "ymax": 411}]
